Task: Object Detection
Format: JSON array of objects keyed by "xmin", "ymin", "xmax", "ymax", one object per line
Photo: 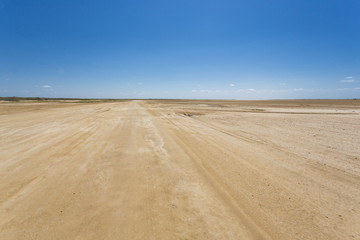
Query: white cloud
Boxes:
[
  {"xmin": 341, "ymin": 79, "xmax": 355, "ymax": 83},
  {"xmin": 199, "ymin": 89, "xmax": 213, "ymax": 93},
  {"xmin": 236, "ymin": 88, "xmax": 256, "ymax": 93},
  {"xmin": 293, "ymin": 88, "xmax": 304, "ymax": 91},
  {"xmin": 229, "ymin": 83, "xmax": 235, "ymax": 87},
  {"xmin": 341, "ymin": 76, "xmax": 356, "ymax": 83},
  {"xmin": 200, "ymin": 89, "xmax": 209, "ymax": 93},
  {"xmin": 336, "ymin": 87, "xmax": 360, "ymax": 91},
  {"xmin": 42, "ymin": 85, "xmax": 52, "ymax": 88},
  {"xmin": 192, "ymin": 89, "xmax": 220, "ymax": 94}
]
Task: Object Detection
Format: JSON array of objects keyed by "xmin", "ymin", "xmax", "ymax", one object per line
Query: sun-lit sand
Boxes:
[{"xmin": 1, "ymin": 99, "xmax": 359, "ymax": 239}]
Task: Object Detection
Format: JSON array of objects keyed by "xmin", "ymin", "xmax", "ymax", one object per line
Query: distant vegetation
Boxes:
[
  {"xmin": 0, "ymin": 97, "xmax": 128, "ymax": 103},
  {"xmin": 1, "ymin": 97, "xmax": 358, "ymax": 103}
]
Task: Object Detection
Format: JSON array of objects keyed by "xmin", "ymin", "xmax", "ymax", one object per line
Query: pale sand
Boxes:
[{"xmin": 0, "ymin": 100, "xmax": 359, "ymax": 239}]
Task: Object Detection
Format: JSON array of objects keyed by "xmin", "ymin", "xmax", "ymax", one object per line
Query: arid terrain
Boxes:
[{"xmin": 0, "ymin": 99, "xmax": 359, "ymax": 239}]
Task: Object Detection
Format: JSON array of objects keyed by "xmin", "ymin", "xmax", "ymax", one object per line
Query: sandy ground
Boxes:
[{"xmin": 0, "ymin": 100, "xmax": 359, "ymax": 239}]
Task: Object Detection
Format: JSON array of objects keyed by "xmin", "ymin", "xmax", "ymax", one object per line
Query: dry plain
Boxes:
[{"xmin": 0, "ymin": 99, "xmax": 359, "ymax": 239}]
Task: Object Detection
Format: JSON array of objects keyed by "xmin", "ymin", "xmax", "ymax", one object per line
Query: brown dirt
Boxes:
[{"xmin": 1, "ymin": 99, "xmax": 359, "ymax": 239}]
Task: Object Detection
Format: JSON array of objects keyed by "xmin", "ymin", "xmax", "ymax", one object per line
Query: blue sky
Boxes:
[{"xmin": 1, "ymin": 0, "xmax": 359, "ymax": 99}]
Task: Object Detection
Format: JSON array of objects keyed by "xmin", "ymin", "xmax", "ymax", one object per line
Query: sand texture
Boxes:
[{"xmin": 1, "ymin": 100, "xmax": 359, "ymax": 239}]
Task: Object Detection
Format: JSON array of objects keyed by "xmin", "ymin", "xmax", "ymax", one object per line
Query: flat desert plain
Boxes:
[{"xmin": 0, "ymin": 99, "xmax": 359, "ymax": 240}]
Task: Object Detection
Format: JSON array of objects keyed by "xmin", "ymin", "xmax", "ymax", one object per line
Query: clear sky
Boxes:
[{"xmin": 1, "ymin": 0, "xmax": 359, "ymax": 99}]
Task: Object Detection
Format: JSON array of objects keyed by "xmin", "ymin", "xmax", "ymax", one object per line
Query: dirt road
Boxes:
[{"xmin": 1, "ymin": 100, "xmax": 359, "ymax": 239}]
